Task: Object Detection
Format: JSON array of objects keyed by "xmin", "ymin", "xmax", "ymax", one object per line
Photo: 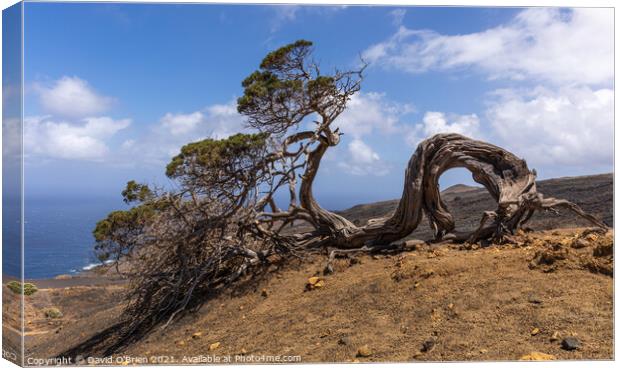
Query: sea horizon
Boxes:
[
  {"xmin": 3, "ymin": 170, "xmax": 613, "ymax": 279},
  {"xmin": 5, "ymin": 193, "xmax": 369, "ymax": 279},
  {"xmin": 4, "ymin": 195, "xmax": 126, "ymax": 279}
]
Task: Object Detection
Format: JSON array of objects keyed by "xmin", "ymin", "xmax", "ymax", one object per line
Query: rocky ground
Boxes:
[
  {"xmin": 120, "ymin": 227, "xmax": 613, "ymax": 363},
  {"xmin": 2, "ymin": 173, "xmax": 613, "ymax": 364},
  {"xmin": 3, "ymin": 227, "xmax": 613, "ymax": 363}
]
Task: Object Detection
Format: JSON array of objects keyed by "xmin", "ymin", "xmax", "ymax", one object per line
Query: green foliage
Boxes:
[
  {"xmin": 235, "ymin": 39, "xmax": 360, "ymax": 137},
  {"xmin": 237, "ymin": 39, "xmax": 342, "ymax": 133},
  {"xmin": 93, "ymin": 205, "xmax": 156, "ymax": 242},
  {"xmin": 93, "ymin": 134, "xmax": 269, "ymax": 265},
  {"xmin": 122, "ymin": 181, "xmax": 153, "ymax": 204},
  {"xmin": 307, "ymin": 75, "xmax": 336, "ymax": 94},
  {"xmin": 166, "ymin": 133, "xmax": 269, "ymax": 179},
  {"xmin": 92, "ymin": 202, "xmax": 162, "ymax": 263},
  {"xmin": 6, "ymin": 281, "xmax": 38, "ymax": 296},
  {"xmin": 44, "ymin": 307, "xmax": 63, "ymax": 319},
  {"xmin": 239, "ymin": 40, "xmax": 313, "ymax": 109},
  {"xmin": 259, "ymin": 39, "xmax": 312, "ymax": 70},
  {"xmin": 237, "ymin": 71, "xmax": 304, "ymax": 113},
  {"xmin": 94, "ymin": 180, "xmax": 159, "ymax": 260},
  {"xmin": 24, "ymin": 283, "xmax": 37, "ymax": 295}
]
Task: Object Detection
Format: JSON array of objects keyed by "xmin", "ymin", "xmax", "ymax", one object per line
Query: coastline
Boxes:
[
  {"xmin": 3, "ymin": 260, "xmax": 125, "ymax": 290},
  {"xmin": 3, "ymin": 172, "xmax": 613, "ymax": 290}
]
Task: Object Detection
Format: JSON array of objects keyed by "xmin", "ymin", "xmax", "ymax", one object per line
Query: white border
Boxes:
[
  {"xmin": 1, "ymin": 0, "xmax": 617, "ymax": 6},
  {"xmin": 0, "ymin": 1, "xmax": 617, "ymax": 368}
]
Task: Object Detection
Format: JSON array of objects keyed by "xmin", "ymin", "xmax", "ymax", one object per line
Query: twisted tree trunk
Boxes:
[
  {"xmin": 298, "ymin": 133, "xmax": 357, "ymax": 234},
  {"xmin": 296, "ymin": 133, "xmax": 606, "ymax": 250}
]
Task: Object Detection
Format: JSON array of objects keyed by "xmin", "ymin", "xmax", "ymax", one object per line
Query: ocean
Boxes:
[
  {"xmin": 3, "ymin": 196, "xmax": 126, "ymax": 279},
  {"xmin": 2, "ymin": 193, "xmax": 391, "ymax": 279}
]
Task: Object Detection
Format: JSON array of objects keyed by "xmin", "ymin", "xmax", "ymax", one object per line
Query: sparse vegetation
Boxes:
[
  {"xmin": 44, "ymin": 307, "xmax": 63, "ymax": 319},
  {"xmin": 6, "ymin": 281, "xmax": 38, "ymax": 296}
]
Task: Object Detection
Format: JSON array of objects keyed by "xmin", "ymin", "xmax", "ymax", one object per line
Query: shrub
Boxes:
[
  {"xmin": 6, "ymin": 281, "xmax": 38, "ymax": 296},
  {"xmin": 44, "ymin": 307, "xmax": 63, "ymax": 319}
]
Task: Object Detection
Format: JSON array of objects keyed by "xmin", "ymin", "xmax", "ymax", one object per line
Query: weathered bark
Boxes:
[
  {"xmin": 295, "ymin": 133, "xmax": 607, "ymax": 250},
  {"xmin": 298, "ymin": 132, "xmax": 357, "ymax": 235}
]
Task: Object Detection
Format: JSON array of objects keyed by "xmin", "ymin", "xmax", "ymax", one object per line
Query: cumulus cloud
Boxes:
[
  {"xmin": 124, "ymin": 100, "xmax": 248, "ymax": 164},
  {"xmin": 24, "ymin": 76, "xmax": 131, "ymax": 162},
  {"xmin": 487, "ymin": 86, "xmax": 613, "ymax": 167},
  {"xmin": 405, "ymin": 111, "xmax": 481, "ymax": 147},
  {"xmin": 35, "ymin": 76, "xmax": 114, "ymax": 118},
  {"xmin": 349, "ymin": 139, "xmax": 380, "ymax": 164},
  {"xmin": 161, "ymin": 112, "xmax": 204, "ymax": 136},
  {"xmin": 2, "ymin": 118, "xmax": 21, "ymax": 159},
  {"xmin": 400, "ymin": 86, "xmax": 613, "ymax": 170},
  {"xmin": 326, "ymin": 91, "xmax": 414, "ymax": 176},
  {"xmin": 24, "ymin": 116, "xmax": 131, "ymax": 161},
  {"xmin": 363, "ymin": 8, "xmax": 612, "ymax": 85},
  {"xmin": 202, "ymin": 101, "xmax": 246, "ymax": 139},
  {"xmin": 333, "ymin": 92, "xmax": 414, "ymax": 138},
  {"xmin": 363, "ymin": 7, "xmax": 613, "ymax": 173},
  {"xmin": 337, "ymin": 138, "xmax": 389, "ymax": 176},
  {"xmin": 159, "ymin": 101, "xmax": 246, "ymax": 139}
]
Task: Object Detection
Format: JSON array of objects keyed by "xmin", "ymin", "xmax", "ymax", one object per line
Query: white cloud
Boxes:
[
  {"xmin": 123, "ymin": 100, "xmax": 248, "ymax": 164},
  {"xmin": 203, "ymin": 101, "xmax": 245, "ymax": 138},
  {"xmin": 405, "ymin": 111, "xmax": 481, "ymax": 147},
  {"xmin": 338, "ymin": 138, "xmax": 389, "ymax": 176},
  {"xmin": 269, "ymin": 5, "xmax": 347, "ymax": 33},
  {"xmin": 3, "ymin": 84, "xmax": 19, "ymax": 106},
  {"xmin": 270, "ymin": 5, "xmax": 300, "ymax": 32},
  {"xmin": 364, "ymin": 8, "xmax": 613, "ymax": 85},
  {"xmin": 333, "ymin": 92, "xmax": 414, "ymax": 138},
  {"xmin": 400, "ymin": 86, "xmax": 613, "ymax": 170},
  {"xmin": 361, "ymin": 8, "xmax": 613, "ymax": 173},
  {"xmin": 487, "ymin": 86, "xmax": 613, "ymax": 167},
  {"xmin": 326, "ymin": 91, "xmax": 415, "ymax": 176},
  {"xmin": 36, "ymin": 76, "xmax": 114, "ymax": 118},
  {"xmin": 2, "ymin": 118, "xmax": 21, "ymax": 159},
  {"xmin": 349, "ymin": 139, "xmax": 380, "ymax": 164},
  {"xmin": 24, "ymin": 116, "xmax": 130, "ymax": 161},
  {"xmin": 161, "ymin": 111, "xmax": 204, "ymax": 136},
  {"xmin": 390, "ymin": 8, "xmax": 406, "ymax": 26},
  {"xmin": 159, "ymin": 101, "xmax": 245, "ymax": 140},
  {"xmin": 121, "ymin": 139, "xmax": 135, "ymax": 148}
]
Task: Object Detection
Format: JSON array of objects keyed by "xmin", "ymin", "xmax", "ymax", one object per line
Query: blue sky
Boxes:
[{"xmin": 15, "ymin": 3, "xmax": 614, "ymax": 209}]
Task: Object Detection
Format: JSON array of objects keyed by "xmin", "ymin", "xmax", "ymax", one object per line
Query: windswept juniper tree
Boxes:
[{"xmin": 62, "ymin": 40, "xmax": 606, "ymax": 357}]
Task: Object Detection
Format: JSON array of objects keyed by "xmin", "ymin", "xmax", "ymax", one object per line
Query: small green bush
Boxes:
[
  {"xmin": 6, "ymin": 281, "xmax": 20, "ymax": 294},
  {"xmin": 44, "ymin": 307, "xmax": 63, "ymax": 319},
  {"xmin": 23, "ymin": 283, "xmax": 38, "ymax": 295},
  {"xmin": 6, "ymin": 281, "xmax": 38, "ymax": 296}
]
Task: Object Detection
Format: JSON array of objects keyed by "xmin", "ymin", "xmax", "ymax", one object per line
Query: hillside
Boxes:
[
  {"xmin": 3, "ymin": 173, "xmax": 613, "ymax": 363},
  {"xmin": 337, "ymin": 173, "xmax": 613, "ymax": 240}
]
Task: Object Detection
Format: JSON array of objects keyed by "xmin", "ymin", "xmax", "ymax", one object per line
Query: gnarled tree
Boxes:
[{"xmin": 59, "ymin": 40, "xmax": 606, "ymax": 358}]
